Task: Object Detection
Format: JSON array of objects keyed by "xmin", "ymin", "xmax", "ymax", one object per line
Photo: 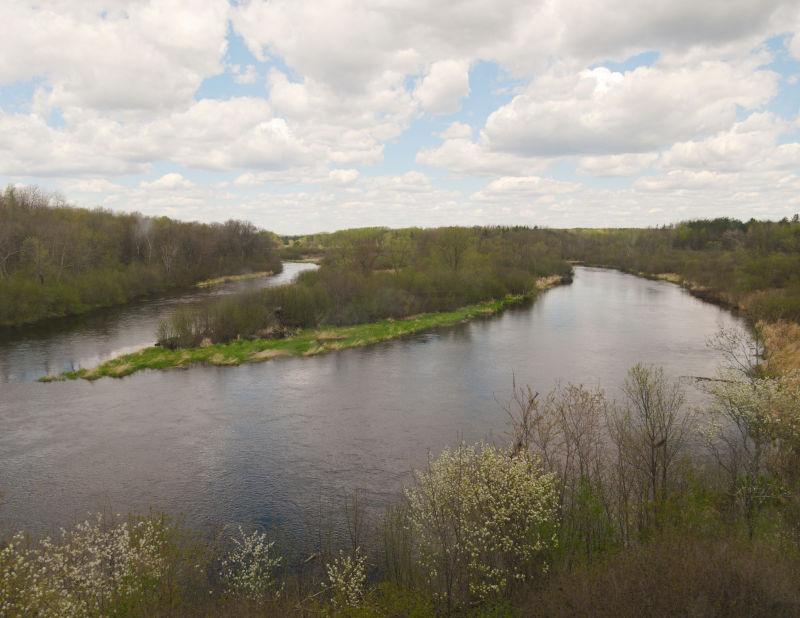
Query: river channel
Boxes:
[{"xmin": 0, "ymin": 266, "xmax": 747, "ymax": 545}]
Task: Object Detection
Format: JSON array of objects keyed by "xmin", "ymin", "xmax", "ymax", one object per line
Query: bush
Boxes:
[
  {"xmin": 405, "ymin": 443, "xmax": 559, "ymax": 611},
  {"xmin": 220, "ymin": 527, "xmax": 283, "ymax": 603},
  {"xmin": 0, "ymin": 514, "xmax": 170, "ymax": 616}
]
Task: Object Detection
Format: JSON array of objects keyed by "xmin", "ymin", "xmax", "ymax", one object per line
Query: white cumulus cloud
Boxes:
[{"xmin": 414, "ymin": 59, "xmax": 471, "ymax": 115}]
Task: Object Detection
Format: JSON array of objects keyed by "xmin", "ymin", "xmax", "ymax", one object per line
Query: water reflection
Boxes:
[
  {"xmin": 0, "ymin": 267, "xmax": 748, "ymax": 548},
  {"xmin": 0, "ymin": 262, "xmax": 318, "ymax": 382}
]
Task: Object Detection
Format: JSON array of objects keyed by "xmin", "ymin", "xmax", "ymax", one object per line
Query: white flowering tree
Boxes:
[
  {"xmin": 325, "ymin": 547, "xmax": 368, "ymax": 609},
  {"xmin": 702, "ymin": 370, "xmax": 800, "ymax": 537},
  {"xmin": 220, "ymin": 526, "xmax": 283, "ymax": 602},
  {"xmin": 405, "ymin": 442, "xmax": 558, "ymax": 611},
  {"xmin": 0, "ymin": 514, "xmax": 168, "ymax": 617}
]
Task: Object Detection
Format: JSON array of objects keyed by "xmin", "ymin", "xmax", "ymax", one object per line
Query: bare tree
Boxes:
[{"xmin": 609, "ymin": 364, "xmax": 691, "ymax": 531}]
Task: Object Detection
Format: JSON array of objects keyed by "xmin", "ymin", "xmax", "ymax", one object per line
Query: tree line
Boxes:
[
  {"xmin": 157, "ymin": 225, "xmax": 573, "ymax": 348},
  {"xmin": 554, "ymin": 216, "xmax": 800, "ymax": 322},
  {"xmin": 0, "ymin": 186, "xmax": 282, "ymax": 326}
]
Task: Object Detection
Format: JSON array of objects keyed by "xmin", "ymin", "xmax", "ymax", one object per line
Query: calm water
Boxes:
[
  {"xmin": 0, "ymin": 267, "xmax": 747, "ymax": 544},
  {"xmin": 0, "ymin": 262, "xmax": 318, "ymax": 383}
]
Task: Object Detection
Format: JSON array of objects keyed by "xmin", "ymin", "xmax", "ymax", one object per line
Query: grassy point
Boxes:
[{"xmin": 43, "ymin": 281, "xmax": 567, "ymax": 382}]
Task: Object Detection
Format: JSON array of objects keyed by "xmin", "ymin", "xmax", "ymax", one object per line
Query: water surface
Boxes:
[
  {"xmin": 0, "ymin": 262, "xmax": 317, "ymax": 383},
  {"xmin": 0, "ymin": 267, "xmax": 747, "ymax": 544}
]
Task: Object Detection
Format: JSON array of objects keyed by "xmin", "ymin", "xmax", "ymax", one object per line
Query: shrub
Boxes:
[
  {"xmin": 0, "ymin": 514, "xmax": 169, "ymax": 616},
  {"xmin": 326, "ymin": 548, "xmax": 368, "ymax": 610},
  {"xmin": 220, "ymin": 527, "xmax": 283, "ymax": 602},
  {"xmin": 405, "ymin": 443, "xmax": 559, "ymax": 611}
]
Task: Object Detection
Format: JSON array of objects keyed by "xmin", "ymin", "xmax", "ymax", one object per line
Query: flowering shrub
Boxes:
[
  {"xmin": 326, "ymin": 547, "xmax": 368, "ymax": 609},
  {"xmin": 0, "ymin": 514, "xmax": 168, "ymax": 617},
  {"xmin": 219, "ymin": 526, "xmax": 283, "ymax": 602},
  {"xmin": 406, "ymin": 442, "xmax": 559, "ymax": 608},
  {"xmin": 702, "ymin": 370, "xmax": 800, "ymax": 536}
]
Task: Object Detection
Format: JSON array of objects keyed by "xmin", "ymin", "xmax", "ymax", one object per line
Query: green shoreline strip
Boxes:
[
  {"xmin": 41, "ymin": 289, "xmax": 550, "ymax": 382},
  {"xmin": 195, "ymin": 271, "xmax": 273, "ymax": 288}
]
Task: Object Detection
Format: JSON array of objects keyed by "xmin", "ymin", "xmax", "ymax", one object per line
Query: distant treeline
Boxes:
[
  {"xmin": 0, "ymin": 186, "xmax": 282, "ymax": 326},
  {"xmin": 158, "ymin": 226, "xmax": 572, "ymax": 348},
  {"xmin": 556, "ymin": 216, "xmax": 800, "ymax": 322}
]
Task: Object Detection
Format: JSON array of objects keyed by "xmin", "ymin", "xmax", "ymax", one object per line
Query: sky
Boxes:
[{"xmin": 1, "ymin": 1, "xmax": 800, "ymax": 234}]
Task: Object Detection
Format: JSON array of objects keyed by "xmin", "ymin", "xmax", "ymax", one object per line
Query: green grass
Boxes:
[
  {"xmin": 195, "ymin": 271, "xmax": 274, "ymax": 288},
  {"xmin": 42, "ymin": 292, "xmax": 539, "ymax": 381}
]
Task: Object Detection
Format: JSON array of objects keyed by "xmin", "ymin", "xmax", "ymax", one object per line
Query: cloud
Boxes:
[
  {"xmin": 328, "ymin": 169, "xmax": 360, "ymax": 185},
  {"xmin": 577, "ymin": 153, "xmax": 659, "ymax": 176},
  {"xmin": 438, "ymin": 122, "xmax": 473, "ymax": 140},
  {"xmin": 140, "ymin": 173, "xmax": 194, "ymax": 191},
  {"xmin": 59, "ymin": 179, "xmax": 125, "ymax": 194},
  {"xmin": 414, "ymin": 59, "xmax": 471, "ymax": 115},
  {"xmin": 472, "ymin": 176, "xmax": 581, "ymax": 200},
  {"xmin": 417, "ymin": 137, "xmax": 552, "ymax": 177},
  {"xmin": 233, "ymin": 65, "xmax": 259, "ymax": 85},
  {"xmin": 483, "ymin": 60, "xmax": 779, "ymax": 157},
  {"xmin": 658, "ymin": 112, "xmax": 789, "ymax": 172},
  {"xmin": 3, "ymin": 0, "xmax": 800, "ymax": 231},
  {"xmin": 0, "ymin": 0, "xmax": 229, "ymax": 116}
]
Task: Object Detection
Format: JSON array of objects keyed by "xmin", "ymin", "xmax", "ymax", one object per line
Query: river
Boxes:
[
  {"xmin": 0, "ymin": 262, "xmax": 318, "ymax": 383},
  {"xmin": 0, "ymin": 266, "xmax": 747, "ymax": 545}
]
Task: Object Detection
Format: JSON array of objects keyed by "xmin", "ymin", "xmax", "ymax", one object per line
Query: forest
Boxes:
[
  {"xmin": 0, "ymin": 186, "xmax": 282, "ymax": 326},
  {"xmin": 155, "ymin": 225, "xmax": 571, "ymax": 349}
]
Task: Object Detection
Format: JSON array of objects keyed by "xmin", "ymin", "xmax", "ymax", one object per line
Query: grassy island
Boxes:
[{"xmin": 45, "ymin": 275, "xmax": 566, "ymax": 381}]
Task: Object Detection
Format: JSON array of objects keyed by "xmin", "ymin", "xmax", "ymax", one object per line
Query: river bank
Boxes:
[
  {"xmin": 574, "ymin": 262, "xmax": 800, "ymax": 375},
  {"xmin": 195, "ymin": 271, "xmax": 275, "ymax": 288},
  {"xmin": 42, "ymin": 274, "xmax": 568, "ymax": 381}
]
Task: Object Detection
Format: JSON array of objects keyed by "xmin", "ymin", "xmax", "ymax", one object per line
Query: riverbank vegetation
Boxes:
[
  {"xmin": 51, "ymin": 291, "xmax": 551, "ymax": 380},
  {"xmin": 555, "ymin": 217, "xmax": 800, "ymax": 373},
  {"xmin": 154, "ymin": 226, "xmax": 571, "ymax": 350},
  {"xmin": 0, "ymin": 185, "xmax": 282, "ymax": 326},
  {"xmin": 8, "ymin": 353, "xmax": 800, "ymax": 616}
]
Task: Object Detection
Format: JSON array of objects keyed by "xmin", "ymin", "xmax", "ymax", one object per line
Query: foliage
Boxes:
[
  {"xmin": 0, "ymin": 185, "xmax": 281, "ymax": 326},
  {"xmin": 528, "ymin": 533, "xmax": 800, "ymax": 617},
  {"xmin": 702, "ymin": 369, "xmax": 800, "ymax": 537},
  {"xmin": 220, "ymin": 527, "xmax": 283, "ymax": 602},
  {"xmin": 0, "ymin": 514, "xmax": 169, "ymax": 616},
  {"xmin": 405, "ymin": 443, "xmax": 559, "ymax": 610},
  {"xmin": 157, "ymin": 225, "xmax": 572, "ymax": 348},
  {"xmin": 325, "ymin": 548, "xmax": 368, "ymax": 609}
]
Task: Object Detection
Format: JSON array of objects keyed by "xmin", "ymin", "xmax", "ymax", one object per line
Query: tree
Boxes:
[
  {"xmin": 609, "ymin": 364, "xmax": 690, "ymax": 531},
  {"xmin": 505, "ymin": 380, "xmax": 615, "ymax": 560},
  {"xmin": 437, "ymin": 227, "xmax": 471, "ymax": 273},
  {"xmin": 701, "ymin": 371, "xmax": 798, "ymax": 538},
  {"xmin": 405, "ymin": 443, "xmax": 558, "ymax": 611}
]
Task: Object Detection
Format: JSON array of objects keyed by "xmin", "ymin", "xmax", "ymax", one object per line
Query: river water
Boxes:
[
  {"xmin": 0, "ymin": 262, "xmax": 318, "ymax": 383},
  {"xmin": 0, "ymin": 266, "xmax": 747, "ymax": 544}
]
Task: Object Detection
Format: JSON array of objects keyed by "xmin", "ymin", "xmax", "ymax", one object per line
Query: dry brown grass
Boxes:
[
  {"xmin": 654, "ymin": 272, "xmax": 683, "ymax": 284},
  {"xmin": 315, "ymin": 330, "xmax": 346, "ymax": 341},
  {"xmin": 761, "ymin": 320, "xmax": 800, "ymax": 374},
  {"xmin": 526, "ymin": 534, "xmax": 800, "ymax": 617},
  {"xmin": 109, "ymin": 363, "xmax": 132, "ymax": 376},
  {"xmin": 536, "ymin": 275, "xmax": 564, "ymax": 290},
  {"xmin": 248, "ymin": 349, "xmax": 290, "ymax": 361},
  {"xmin": 209, "ymin": 353, "xmax": 238, "ymax": 365}
]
